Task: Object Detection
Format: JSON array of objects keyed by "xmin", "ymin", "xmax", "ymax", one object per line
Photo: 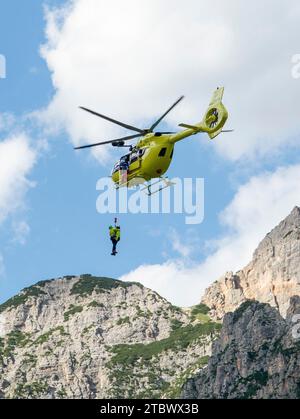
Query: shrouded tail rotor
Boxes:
[
  {"xmin": 177, "ymin": 87, "xmax": 230, "ymax": 142},
  {"xmin": 203, "ymin": 87, "xmax": 228, "ymax": 139}
]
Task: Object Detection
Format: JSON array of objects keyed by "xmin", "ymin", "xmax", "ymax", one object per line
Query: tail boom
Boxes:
[{"xmin": 170, "ymin": 87, "xmax": 229, "ymax": 143}]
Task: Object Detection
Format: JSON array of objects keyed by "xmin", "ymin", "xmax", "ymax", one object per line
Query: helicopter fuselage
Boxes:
[
  {"xmin": 110, "ymin": 120, "xmax": 218, "ymax": 187},
  {"xmin": 111, "ymin": 133, "xmax": 175, "ymax": 185}
]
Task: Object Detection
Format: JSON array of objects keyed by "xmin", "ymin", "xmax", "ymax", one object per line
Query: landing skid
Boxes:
[
  {"xmin": 141, "ymin": 177, "xmax": 176, "ymax": 196},
  {"xmin": 114, "ymin": 174, "xmax": 176, "ymax": 195}
]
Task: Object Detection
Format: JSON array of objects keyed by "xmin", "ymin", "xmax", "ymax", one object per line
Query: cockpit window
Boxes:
[
  {"xmin": 112, "ymin": 162, "xmax": 120, "ymax": 175},
  {"xmin": 130, "ymin": 153, "xmax": 138, "ymax": 163},
  {"xmin": 138, "ymin": 148, "xmax": 146, "ymax": 157},
  {"xmin": 158, "ymin": 147, "xmax": 167, "ymax": 157},
  {"xmin": 120, "ymin": 154, "xmax": 130, "ymax": 163}
]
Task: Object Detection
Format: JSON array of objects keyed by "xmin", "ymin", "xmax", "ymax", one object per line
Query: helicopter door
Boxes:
[{"xmin": 128, "ymin": 151, "xmax": 141, "ymax": 171}]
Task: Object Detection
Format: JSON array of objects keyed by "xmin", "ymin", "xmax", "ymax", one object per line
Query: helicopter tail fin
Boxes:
[
  {"xmin": 203, "ymin": 87, "xmax": 229, "ymax": 139},
  {"xmin": 178, "ymin": 87, "xmax": 229, "ymax": 140}
]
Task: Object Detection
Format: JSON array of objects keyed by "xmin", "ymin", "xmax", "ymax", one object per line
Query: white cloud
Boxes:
[
  {"xmin": 11, "ymin": 221, "xmax": 31, "ymax": 245},
  {"xmin": 39, "ymin": 0, "xmax": 300, "ymax": 162},
  {"xmin": 167, "ymin": 227, "xmax": 197, "ymax": 259},
  {"xmin": 0, "ymin": 134, "xmax": 37, "ymax": 224},
  {"xmin": 0, "ymin": 113, "xmax": 15, "ymax": 132},
  {"xmin": 121, "ymin": 164, "xmax": 300, "ymax": 307}
]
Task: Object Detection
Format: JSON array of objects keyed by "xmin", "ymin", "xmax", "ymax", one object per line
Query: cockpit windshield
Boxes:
[{"xmin": 111, "ymin": 149, "xmax": 147, "ymax": 175}]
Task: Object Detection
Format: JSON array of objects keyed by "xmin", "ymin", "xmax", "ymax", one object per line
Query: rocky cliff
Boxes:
[
  {"xmin": 0, "ymin": 275, "xmax": 219, "ymax": 399},
  {"xmin": 181, "ymin": 297, "xmax": 300, "ymax": 399},
  {"xmin": 202, "ymin": 207, "xmax": 300, "ymax": 320},
  {"xmin": 1, "ymin": 207, "xmax": 300, "ymax": 399}
]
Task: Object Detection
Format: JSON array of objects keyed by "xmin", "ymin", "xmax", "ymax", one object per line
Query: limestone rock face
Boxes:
[
  {"xmin": 202, "ymin": 207, "xmax": 300, "ymax": 319},
  {"xmin": 181, "ymin": 298, "xmax": 300, "ymax": 399},
  {"xmin": 1, "ymin": 208, "xmax": 300, "ymax": 399},
  {"xmin": 0, "ymin": 275, "xmax": 219, "ymax": 399}
]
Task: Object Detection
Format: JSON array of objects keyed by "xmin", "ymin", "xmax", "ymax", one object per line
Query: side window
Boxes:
[
  {"xmin": 158, "ymin": 147, "xmax": 167, "ymax": 157},
  {"xmin": 130, "ymin": 153, "xmax": 138, "ymax": 163},
  {"xmin": 170, "ymin": 149, "xmax": 174, "ymax": 159},
  {"xmin": 112, "ymin": 163, "xmax": 120, "ymax": 174}
]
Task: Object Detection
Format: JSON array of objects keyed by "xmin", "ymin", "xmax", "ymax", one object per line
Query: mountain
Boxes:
[
  {"xmin": 181, "ymin": 297, "xmax": 300, "ymax": 399},
  {"xmin": 0, "ymin": 275, "xmax": 220, "ymax": 399},
  {"xmin": 1, "ymin": 207, "xmax": 300, "ymax": 399},
  {"xmin": 202, "ymin": 206, "xmax": 300, "ymax": 319}
]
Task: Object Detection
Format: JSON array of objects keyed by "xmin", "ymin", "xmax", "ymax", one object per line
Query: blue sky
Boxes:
[{"xmin": 1, "ymin": 0, "xmax": 300, "ymax": 306}]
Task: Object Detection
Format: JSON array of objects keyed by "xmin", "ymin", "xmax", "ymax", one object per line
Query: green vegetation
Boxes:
[
  {"xmin": 105, "ymin": 321, "xmax": 220, "ymax": 398},
  {"xmin": 64, "ymin": 304, "xmax": 83, "ymax": 321},
  {"xmin": 82, "ymin": 324, "xmax": 95, "ymax": 335},
  {"xmin": 251, "ymin": 370, "xmax": 269, "ymax": 385},
  {"xmin": 271, "ymin": 340, "xmax": 300, "ymax": 357},
  {"xmin": 35, "ymin": 279, "xmax": 54, "ymax": 287},
  {"xmin": 247, "ymin": 351, "xmax": 258, "ymax": 361},
  {"xmin": 190, "ymin": 304, "xmax": 211, "ymax": 323},
  {"xmin": 237, "ymin": 370, "xmax": 269, "ymax": 399},
  {"xmin": 233, "ymin": 300, "xmax": 255, "ymax": 323},
  {"xmin": 135, "ymin": 305, "xmax": 143, "ymax": 317},
  {"xmin": 14, "ymin": 381, "xmax": 49, "ymax": 398},
  {"xmin": 32, "ymin": 326, "xmax": 69, "ymax": 345},
  {"xmin": 3, "ymin": 330, "xmax": 31, "ymax": 357},
  {"xmin": 170, "ymin": 305, "xmax": 183, "ymax": 314},
  {"xmin": 80, "ymin": 350, "xmax": 92, "ymax": 364},
  {"xmin": 0, "ymin": 330, "xmax": 31, "ymax": 362},
  {"xmin": 191, "ymin": 303, "xmax": 210, "ymax": 316},
  {"xmin": 133, "ymin": 306, "xmax": 152, "ymax": 321},
  {"xmin": 164, "ymin": 356, "xmax": 210, "ymax": 398},
  {"xmin": 108, "ymin": 369, "xmax": 169, "ymax": 399},
  {"xmin": 57, "ymin": 387, "xmax": 67, "ymax": 398},
  {"xmin": 35, "ymin": 275, "xmax": 76, "ymax": 288},
  {"xmin": 88, "ymin": 301, "xmax": 104, "ymax": 308},
  {"xmin": 170, "ymin": 319, "xmax": 183, "ymax": 331},
  {"xmin": 70, "ymin": 275, "xmax": 132, "ymax": 297},
  {"xmin": 21, "ymin": 353, "xmax": 37, "ymax": 368},
  {"xmin": 117, "ymin": 317, "xmax": 130, "ymax": 326},
  {"xmin": 0, "ymin": 286, "xmax": 46, "ymax": 313},
  {"xmin": 108, "ymin": 322, "xmax": 221, "ymax": 366},
  {"xmin": 64, "ymin": 275, "xmax": 77, "ymax": 281}
]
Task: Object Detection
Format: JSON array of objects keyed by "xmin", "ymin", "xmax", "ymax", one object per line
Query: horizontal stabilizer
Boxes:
[{"xmin": 179, "ymin": 123, "xmax": 201, "ymax": 131}]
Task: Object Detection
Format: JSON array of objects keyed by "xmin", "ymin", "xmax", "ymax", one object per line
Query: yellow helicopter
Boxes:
[{"xmin": 75, "ymin": 87, "xmax": 232, "ymax": 195}]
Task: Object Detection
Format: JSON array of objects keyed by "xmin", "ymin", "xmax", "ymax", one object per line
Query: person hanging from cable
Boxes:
[{"xmin": 109, "ymin": 218, "xmax": 121, "ymax": 256}]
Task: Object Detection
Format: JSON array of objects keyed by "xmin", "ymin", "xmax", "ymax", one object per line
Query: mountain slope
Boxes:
[
  {"xmin": 0, "ymin": 275, "xmax": 219, "ymax": 399},
  {"xmin": 181, "ymin": 297, "xmax": 300, "ymax": 399},
  {"xmin": 202, "ymin": 207, "xmax": 300, "ymax": 319},
  {"xmin": 1, "ymin": 207, "xmax": 300, "ymax": 399}
]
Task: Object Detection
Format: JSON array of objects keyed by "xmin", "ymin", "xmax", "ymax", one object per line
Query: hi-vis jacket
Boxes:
[{"xmin": 109, "ymin": 226, "xmax": 121, "ymax": 241}]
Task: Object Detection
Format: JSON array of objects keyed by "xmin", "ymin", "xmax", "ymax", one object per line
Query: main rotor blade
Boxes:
[
  {"xmin": 74, "ymin": 133, "xmax": 141, "ymax": 150},
  {"xmin": 79, "ymin": 106, "xmax": 145, "ymax": 134},
  {"xmin": 149, "ymin": 96, "xmax": 184, "ymax": 132}
]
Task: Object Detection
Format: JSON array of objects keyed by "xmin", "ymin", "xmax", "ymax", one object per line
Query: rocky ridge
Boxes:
[
  {"xmin": 181, "ymin": 297, "xmax": 300, "ymax": 399},
  {"xmin": 0, "ymin": 275, "xmax": 219, "ymax": 399},
  {"xmin": 202, "ymin": 207, "xmax": 300, "ymax": 320}
]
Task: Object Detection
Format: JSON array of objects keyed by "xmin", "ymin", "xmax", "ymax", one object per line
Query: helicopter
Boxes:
[{"xmin": 75, "ymin": 87, "xmax": 232, "ymax": 195}]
